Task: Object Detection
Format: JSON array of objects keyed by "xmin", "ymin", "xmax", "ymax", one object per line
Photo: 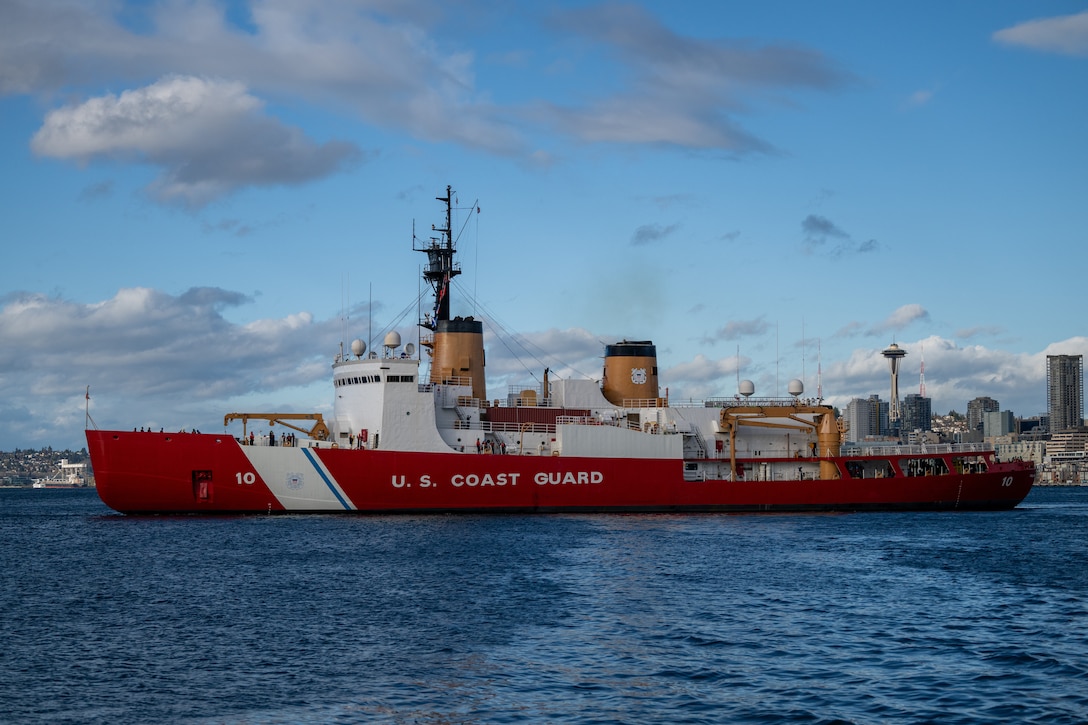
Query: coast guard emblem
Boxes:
[
  {"xmin": 286, "ymin": 472, "xmax": 305, "ymax": 490},
  {"xmin": 631, "ymin": 368, "xmax": 647, "ymax": 385}
]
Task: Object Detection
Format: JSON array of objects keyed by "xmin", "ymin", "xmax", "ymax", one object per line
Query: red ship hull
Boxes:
[{"xmin": 87, "ymin": 430, "xmax": 1036, "ymax": 515}]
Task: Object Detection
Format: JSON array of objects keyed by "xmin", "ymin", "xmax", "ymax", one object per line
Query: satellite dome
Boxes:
[
  {"xmin": 350, "ymin": 339, "xmax": 366, "ymax": 358},
  {"xmin": 739, "ymin": 379, "xmax": 755, "ymax": 397},
  {"xmin": 788, "ymin": 379, "xmax": 804, "ymax": 397},
  {"xmin": 405, "ymin": 342, "xmax": 416, "ymax": 356},
  {"xmin": 383, "ymin": 331, "xmax": 402, "ymax": 348}
]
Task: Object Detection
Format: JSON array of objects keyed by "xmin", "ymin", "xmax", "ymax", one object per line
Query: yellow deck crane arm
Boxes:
[{"xmin": 223, "ymin": 413, "xmax": 331, "ymax": 442}]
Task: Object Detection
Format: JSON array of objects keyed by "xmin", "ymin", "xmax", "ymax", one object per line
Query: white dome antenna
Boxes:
[{"xmin": 383, "ymin": 331, "xmax": 402, "ymax": 357}]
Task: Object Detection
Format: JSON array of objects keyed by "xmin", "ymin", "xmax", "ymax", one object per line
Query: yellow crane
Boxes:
[
  {"xmin": 223, "ymin": 412, "xmax": 331, "ymax": 442},
  {"xmin": 718, "ymin": 403, "xmax": 843, "ymax": 480}
]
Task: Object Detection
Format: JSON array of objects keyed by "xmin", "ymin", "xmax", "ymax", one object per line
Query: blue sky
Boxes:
[{"xmin": 1, "ymin": 1, "xmax": 1086, "ymax": 451}]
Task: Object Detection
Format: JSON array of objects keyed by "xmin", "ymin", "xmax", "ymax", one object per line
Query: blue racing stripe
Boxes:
[{"xmin": 301, "ymin": 447, "xmax": 352, "ymax": 510}]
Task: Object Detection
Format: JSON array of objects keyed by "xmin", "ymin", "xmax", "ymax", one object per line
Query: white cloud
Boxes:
[
  {"xmin": 541, "ymin": 3, "xmax": 854, "ymax": 152},
  {"xmin": 702, "ymin": 317, "xmax": 770, "ymax": 344},
  {"xmin": 647, "ymin": 333, "xmax": 1088, "ymax": 421},
  {"xmin": 31, "ymin": 75, "xmax": 361, "ymax": 206},
  {"xmin": 2, "ymin": 284, "xmax": 1083, "ymax": 451},
  {"xmin": 4, "ymin": 0, "xmax": 524, "ymax": 156},
  {"xmin": 665, "ymin": 353, "xmax": 741, "ymax": 385},
  {"xmin": 0, "ymin": 287, "xmax": 338, "ymax": 448},
  {"xmin": 6, "ymin": 0, "xmax": 858, "ymax": 166},
  {"xmin": 869, "ymin": 304, "xmax": 930, "ymax": 336},
  {"xmin": 994, "ymin": 11, "xmax": 1088, "ymax": 56},
  {"xmin": 0, "ymin": 0, "xmax": 136, "ymax": 93},
  {"xmin": 820, "ymin": 335, "xmax": 1088, "ymax": 419},
  {"xmin": 481, "ymin": 327, "xmax": 604, "ymax": 383},
  {"xmin": 825, "ymin": 305, "xmax": 928, "ymax": 340},
  {"xmin": 956, "ymin": 325, "xmax": 1004, "ymax": 340}
]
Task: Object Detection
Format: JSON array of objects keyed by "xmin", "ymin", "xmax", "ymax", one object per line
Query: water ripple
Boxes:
[{"xmin": 1, "ymin": 488, "xmax": 1086, "ymax": 723}]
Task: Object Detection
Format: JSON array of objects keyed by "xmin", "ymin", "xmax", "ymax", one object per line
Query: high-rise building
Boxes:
[
  {"xmin": 967, "ymin": 396, "xmax": 1000, "ymax": 432},
  {"xmin": 846, "ymin": 397, "xmax": 872, "ymax": 441},
  {"xmin": 871, "ymin": 395, "xmax": 890, "ymax": 437},
  {"xmin": 1047, "ymin": 354, "xmax": 1084, "ymax": 433},
  {"xmin": 845, "ymin": 398, "xmax": 872, "ymax": 442},
  {"xmin": 845, "ymin": 395, "xmax": 889, "ymax": 441},
  {"xmin": 901, "ymin": 393, "xmax": 932, "ymax": 432},
  {"xmin": 982, "ymin": 410, "xmax": 1015, "ymax": 438}
]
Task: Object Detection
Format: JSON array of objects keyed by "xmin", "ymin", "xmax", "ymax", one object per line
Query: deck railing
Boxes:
[{"xmin": 842, "ymin": 442, "xmax": 993, "ymax": 457}]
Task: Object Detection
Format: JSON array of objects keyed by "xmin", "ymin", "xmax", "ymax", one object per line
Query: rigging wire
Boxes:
[
  {"xmin": 480, "ymin": 315, "xmax": 542, "ymax": 384},
  {"xmin": 451, "ymin": 197, "xmax": 478, "ymax": 247},
  {"xmin": 450, "ymin": 278, "xmax": 596, "ymax": 381},
  {"xmin": 366, "ymin": 289, "xmax": 429, "ymax": 351}
]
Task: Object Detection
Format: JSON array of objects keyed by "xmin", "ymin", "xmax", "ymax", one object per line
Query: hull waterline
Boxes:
[{"xmin": 88, "ymin": 430, "xmax": 1035, "ymax": 515}]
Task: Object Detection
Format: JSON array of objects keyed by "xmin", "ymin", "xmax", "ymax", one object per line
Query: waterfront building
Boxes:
[
  {"xmin": 1047, "ymin": 355, "xmax": 1084, "ymax": 433},
  {"xmin": 901, "ymin": 393, "xmax": 932, "ymax": 433},
  {"xmin": 905, "ymin": 429, "xmax": 940, "ymax": 446},
  {"xmin": 845, "ymin": 398, "xmax": 874, "ymax": 442},
  {"xmin": 967, "ymin": 396, "xmax": 1000, "ymax": 433},
  {"xmin": 1044, "ymin": 428, "xmax": 1088, "ymax": 484},
  {"xmin": 983, "ymin": 410, "xmax": 1016, "ymax": 438},
  {"xmin": 873, "ymin": 395, "xmax": 890, "ymax": 437},
  {"xmin": 1046, "ymin": 428, "xmax": 1088, "ymax": 456},
  {"xmin": 845, "ymin": 395, "xmax": 890, "ymax": 441},
  {"xmin": 1019, "ymin": 416, "xmax": 1043, "ymax": 435}
]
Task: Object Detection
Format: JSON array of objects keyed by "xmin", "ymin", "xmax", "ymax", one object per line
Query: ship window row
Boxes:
[
  {"xmin": 335, "ymin": 374, "xmax": 416, "ymax": 387},
  {"xmin": 336, "ymin": 375, "xmax": 380, "ymax": 386}
]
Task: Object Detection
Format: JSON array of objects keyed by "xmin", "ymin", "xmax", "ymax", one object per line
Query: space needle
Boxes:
[{"xmin": 883, "ymin": 343, "xmax": 907, "ymax": 431}]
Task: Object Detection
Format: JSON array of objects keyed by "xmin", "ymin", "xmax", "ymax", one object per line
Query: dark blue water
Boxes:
[{"xmin": 2, "ymin": 487, "xmax": 1085, "ymax": 724}]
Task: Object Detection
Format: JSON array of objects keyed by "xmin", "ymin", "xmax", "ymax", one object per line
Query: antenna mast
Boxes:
[
  {"xmin": 736, "ymin": 344, "xmax": 740, "ymax": 393},
  {"xmin": 802, "ymin": 319, "xmax": 806, "ymax": 390},
  {"xmin": 920, "ymin": 343, "xmax": 926, "ymax": 398},
  {"xmin": 85, "ymin": 386, "xmax": 98, "ymax": 430},
  {"xmin": 416, "ymin": 185, "xmax": 461, "ymax": 324}
]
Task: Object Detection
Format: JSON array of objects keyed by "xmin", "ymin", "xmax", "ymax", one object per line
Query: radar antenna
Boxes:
[{"xmin": 415, "ymin": 185, "xmax": 461, "ymax": 325}]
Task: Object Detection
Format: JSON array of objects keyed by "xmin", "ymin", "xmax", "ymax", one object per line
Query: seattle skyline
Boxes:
[{"xmin": 1, "ymin": 1, "xmax": 1086, "ymax": 451}]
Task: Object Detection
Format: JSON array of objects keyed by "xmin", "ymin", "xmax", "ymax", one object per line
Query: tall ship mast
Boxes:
[
  {"xmin": 420, "ymin": 185, "xmax": 458, "ymax": 323},
  {"xmin": 416, "ymin": 185, "xmax": 486, "ymax": 403},
  {"xmin": 85, "ymin": 185, "xmax": 1036, "ymax": 515}
]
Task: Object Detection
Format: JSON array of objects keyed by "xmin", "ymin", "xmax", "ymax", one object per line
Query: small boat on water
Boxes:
[
  {"xmin": 86, "ymin": 186, "xmax": 1035, "ymax": 514},
  {"xmin": 33, "ymin": 459, "xmax": 90, "ymax": 489}
]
